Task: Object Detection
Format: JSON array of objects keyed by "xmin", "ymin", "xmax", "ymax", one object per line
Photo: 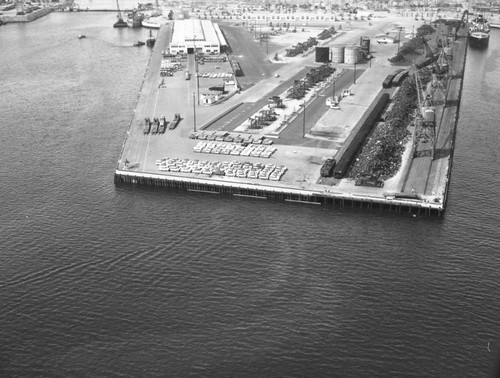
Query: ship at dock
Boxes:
[
  {"xmin": 469, "ymin": 14, "xmax": 490, "ymax": 48},
  {"xmin": 141, "ymin": 7, "xmax": 170, "ymax": 29},
  {"xmin": 126, "ymin": 10, "xmax": 144, "ymax": 28}
]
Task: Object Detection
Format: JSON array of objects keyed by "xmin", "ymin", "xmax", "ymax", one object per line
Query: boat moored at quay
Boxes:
[
  {"xmin": 126, "ymin": 11, "xmax": 144, "ymax": 28},
  {"xmin": 469, "ymin": 14, "xmax": 490, "ymax": 48}
]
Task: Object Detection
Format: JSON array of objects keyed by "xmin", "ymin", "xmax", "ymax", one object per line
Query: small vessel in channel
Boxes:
[
  {"xmin": 146, "ymin": 30, "xmax": 156, "ymax": 47},
  {"xmin": 469, "ymin": 14, "xmax": 490, "ymax": 48}
]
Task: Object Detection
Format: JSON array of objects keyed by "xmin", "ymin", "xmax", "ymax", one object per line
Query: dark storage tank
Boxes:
[
  {"xmin": 360, "ymin": 36, "xmax": 371, "ymax": 52},
  {"xmin": 315, "ymin": 46, "xmax": 330, "ymax": 63}
]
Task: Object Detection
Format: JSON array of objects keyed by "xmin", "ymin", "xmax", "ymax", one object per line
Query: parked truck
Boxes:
[
  {"xmin": 143, "ymin": 117, "xmax": 151, "ymax": 134},
  {"xmin": 169, "ymin": 113, "xmax": 181, "ymax": 130},
  {"xmin": 158, "ymin": 116, "xmax": 168, "ymax": 133},
  {"xmin": 151, "ymin": 117, "xmax": 160, "ymax": 134}
]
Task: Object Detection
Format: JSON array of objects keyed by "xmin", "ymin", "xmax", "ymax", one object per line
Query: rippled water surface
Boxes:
[{"xmin": 1, "ymin": 13, "xmax": 500, "ymax": 377}]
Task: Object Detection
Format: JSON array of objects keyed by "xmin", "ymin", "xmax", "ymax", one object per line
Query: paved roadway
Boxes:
[
  {"xmin": 279, "ymin": 68, "xmax": 365, "ymax": 148},
  {"xmin": 220, "ymin": 25, "xmax": 282, "ymax": 90},
  {"xmin": 204, "ymin": 66, "xmax": 311, "ymax": 131}
]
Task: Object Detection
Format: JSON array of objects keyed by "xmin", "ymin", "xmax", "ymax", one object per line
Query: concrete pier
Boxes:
[
  {"xmin": 115, "ymin": 18, "xmax": 468, "ymax": 216},
  {"xmin": 0, "ymin": 1, "xmax": 73, "ymax": 23}
]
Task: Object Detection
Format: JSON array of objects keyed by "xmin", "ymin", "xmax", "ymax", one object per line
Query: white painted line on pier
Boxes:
[
  {"xmin": 233, "ymin": 194, "xmax": 267, "ymax": 199},
  {"xmin": 285, "ymin": 199, "xmax": 321, "ymax": 205},
  {"xmin": 187, "ymin": 189, "xmax": 220, "ymax": 194}
]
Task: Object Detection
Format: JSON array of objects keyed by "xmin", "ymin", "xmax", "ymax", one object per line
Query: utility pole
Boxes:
[
  {"xmin": 302, "ymin": 81, "xmax": 306, "ymax": 138},
  {"xmin": 193, "ymin": 92, "xmax": 197, "ymax": 132},
  {"xmin": 353, "ymin": 61, "xmax": 357, "ymax": 84},
  {"xmin": 194, "ymin": 35, "xmax": 199, "ymax": 105},
  {"xmin": 302, "ymin": 101, "xmax": 306, "ymax": 137},
  {"xmin": 397, "ymin": 26, "xmax": 403, "ymax": 54}
]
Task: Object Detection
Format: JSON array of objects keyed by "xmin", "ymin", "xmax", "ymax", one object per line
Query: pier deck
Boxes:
[{"xmin": 115, "ymin": 20, "xmax": 468, "ymax": 215}]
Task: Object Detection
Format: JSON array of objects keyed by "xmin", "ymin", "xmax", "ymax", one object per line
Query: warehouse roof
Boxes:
[{"xmin": 171, "ymin": 19, "xmax": 227, "ymax": 47}]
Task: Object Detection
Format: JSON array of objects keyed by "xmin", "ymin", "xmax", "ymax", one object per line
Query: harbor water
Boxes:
[{"xmin": 1, "ymin": 12, "xmax": 500, "ymax": 377}]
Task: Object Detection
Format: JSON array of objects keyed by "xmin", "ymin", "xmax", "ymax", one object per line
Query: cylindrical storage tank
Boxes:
[
  {"xmin": 330, "ymin": 45, "xmax": 345, "ymax": 63},
  {"xmin": 315, "ymin": 46, "xmax": 330, "ymax": 63},
  {"xmin": 344, "ymin": 45, "xmax": 361, "ymax": 64},
  {"xmin": 360, "ymin": 36, "xmax": 370, "ymax": 52}
]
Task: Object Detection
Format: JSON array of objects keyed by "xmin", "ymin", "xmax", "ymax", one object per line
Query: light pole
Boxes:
[
  {"xmin": 397, "ymin": 27, "xmax": 403, "ymax": 54},
  {"xmin": 194, "ymin": 35, "xmax": 200, "ymax": 105},
  {"xmin": 193, "ymin": 92, "xmax": 197, "ymax": 132},
  {"xmin": 353, "ymin": 61, "xmax": 357, "ymax": 84},
  {"xmin": 302, "ymin": 81, "xmax": 306, "ymax": 138},
  {"xmin": 332, "ymin": 77, "xmax": 336, "ymax": 103},
  {"xmin": 302, "ymin": 101, "xmax": 306, "ymax": 138}
]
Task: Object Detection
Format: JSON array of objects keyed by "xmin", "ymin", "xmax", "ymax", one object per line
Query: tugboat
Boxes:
[
  {"xmin": 469, "ymin": 14, "xmax": 490, "ymax": 48},
  {"xmin": 146, "ymin": 30, "xmax": 156, "ymax": 47}
]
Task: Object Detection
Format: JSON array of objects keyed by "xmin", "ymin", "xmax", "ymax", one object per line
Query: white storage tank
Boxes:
[
  {"xmin": 330, "ymin": 45, "xmax": 345, "ymax": 63},
  {"xmin": 344, "ymin": 45, "xmax": 361, "ymax": 64}
]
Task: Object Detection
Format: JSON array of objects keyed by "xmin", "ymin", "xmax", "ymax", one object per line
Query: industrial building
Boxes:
[{"xmin": 169, "ymin": 19, "xmax": 228, "ymax": 55}]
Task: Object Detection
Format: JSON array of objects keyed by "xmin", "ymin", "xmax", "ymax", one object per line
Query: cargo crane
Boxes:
[
  {"xmin": 412, "ymin": 67, "xmax": 437, "ymax": 159},
  {"xmin": 113, "ymin": 0, "xmax": 128, "ymax": 28},
  {"xmin": 457, "ymin": 10, "xmax": 469, "ymax": 35},
  {"xmin": 418, "ymin": 35, "xmax": 450, "ymax": 102},
  {"xmin": 15, "ymin": 0, "xmax": 25, "ymax": 15}
]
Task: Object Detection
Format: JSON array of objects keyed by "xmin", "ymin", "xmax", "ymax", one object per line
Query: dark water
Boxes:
[{"xmin": 1, "ymin": 13, "xmax": 500, "ymax": 377}]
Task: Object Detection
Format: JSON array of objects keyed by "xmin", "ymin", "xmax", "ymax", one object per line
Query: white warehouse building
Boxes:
[{"xmin": 169, "ymin": 19, "xmax": 228, "ymax": 55}]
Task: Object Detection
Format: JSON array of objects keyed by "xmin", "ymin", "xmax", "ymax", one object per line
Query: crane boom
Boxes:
[{"xmin": 116, "ymin": 0, "xmax": 122, "ymax": 18}]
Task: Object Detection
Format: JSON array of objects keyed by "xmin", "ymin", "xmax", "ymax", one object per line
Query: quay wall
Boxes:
[
  {"xmin": 0, "ymin": 8, "xmax": 52, "ymax": 23},
  {"xmin": 114, "ymin": 170, "xmax": 444, "ymax": 216},
  {"xmin": 0, "ymin": 1, "xmax": 73, "ymax": 23},
  {"xmin": 441, "ymin": 30, "xmax": 469, "ymax": 209}
]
